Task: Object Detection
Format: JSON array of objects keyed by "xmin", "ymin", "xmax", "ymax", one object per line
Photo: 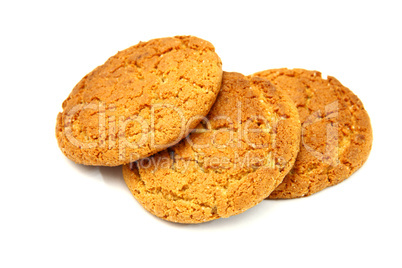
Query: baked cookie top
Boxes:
[
  {"xmin": 250, "ymin": 68, "xmax": 373, "ymax": 198},
  {"xmin": 56, "ymin": 36, "xmax": 222, "ymax": 166},
  {"xmin": 123, "ymin": 72, "xmax": 301, "ymax": 223}
]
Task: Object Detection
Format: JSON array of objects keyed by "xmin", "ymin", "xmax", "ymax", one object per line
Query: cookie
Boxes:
[
  {"xmin": 250, "ymin": 68, "xmax": 373, "ymax": 198},
  {"xmin": 123, "ymin": 72, "xmax": 301, "ymax": 223},
  {"xmin": 56, "ymin": 36, "xmax": 223, "ymax": 166}
]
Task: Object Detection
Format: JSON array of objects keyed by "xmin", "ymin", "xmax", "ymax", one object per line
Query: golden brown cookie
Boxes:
[
  {"xmin": 250, "ymin": 68, "xmax": 373, "ymax": 198},
  {"xmin": 56, "ymin": 36, "xmax": 222, "ymax": 166},
  {"xmin": 123, "ymin": 72, "xmax": 301, "ymax": 223}
]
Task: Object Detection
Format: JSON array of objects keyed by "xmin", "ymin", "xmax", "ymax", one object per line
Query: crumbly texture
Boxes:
[
  {"xmin": 123, "ymin": 72, "xmax": 301, "ymax": 223},
  {"xmin": 56, "ymin": 36, "xmax": 222, "ymax": 166},
  {"xmin": 250, "ymin": 68, "xmax": 373, "ymax": 198}
]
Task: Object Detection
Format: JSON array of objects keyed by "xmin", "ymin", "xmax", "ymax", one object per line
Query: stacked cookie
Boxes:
[{"xmin": 56, "ymin": 36, "xmax": 372, "ymax": 223}]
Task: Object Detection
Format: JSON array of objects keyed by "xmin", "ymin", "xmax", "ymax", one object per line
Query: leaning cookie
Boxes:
[
  {"xmin": 123, "ymin": 72, "xmax": 301, "ymax": 223},
  {"xmin": 250, "ymin": 68, "xmax": 373, "ymax": 198},
  {"xmin": 56, "ymin": 36, "xmax": 222, "ymax": 166}
]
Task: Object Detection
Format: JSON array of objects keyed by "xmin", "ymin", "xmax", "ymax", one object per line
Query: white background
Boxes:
[{"xmin": 1, "ymin": 1, "xmax": 401, "ymax": 267}]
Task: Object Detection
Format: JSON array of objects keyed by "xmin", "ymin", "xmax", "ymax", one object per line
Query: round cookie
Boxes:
[
  {"xmin": 56, "ymin": 36, "xmax": 223, "ymax": 166},
  {"xmin": 250, "ymin": 68, "xmax": 373, "ymax": 198},
  {"xmin": 123, "ymin": 72, "xmax": 301, "ymax": 223}
]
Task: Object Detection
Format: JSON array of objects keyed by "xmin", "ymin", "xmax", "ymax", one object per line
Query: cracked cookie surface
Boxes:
[
  {"xmin": 56, "ymin": 36, "xmax": 222, "ymax": 166},
  {"xmin": 250, "ymin": 68, "xmax": 373, "ymax": 198},
  {"xmin": 123, "ymin": 72, "xmax": 301, "ymax": 223}
]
